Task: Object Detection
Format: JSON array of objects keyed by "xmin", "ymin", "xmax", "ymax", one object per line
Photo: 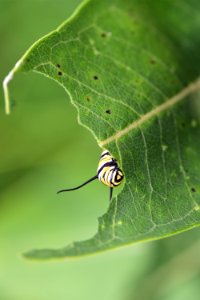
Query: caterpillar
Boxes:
[{"xmin": 57, "ymin": 150, "xmax": 124, "ymax": 201}]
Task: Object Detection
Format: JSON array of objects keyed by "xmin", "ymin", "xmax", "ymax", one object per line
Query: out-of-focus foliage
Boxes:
[{"xmin": 1, "ymin": 1, "xmax": 200, "ymax": 300}]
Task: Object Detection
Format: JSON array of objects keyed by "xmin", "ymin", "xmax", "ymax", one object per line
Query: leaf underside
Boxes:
[{"xmin": 7, "ymin": 0, "xmax": 200, "ymax": 259}]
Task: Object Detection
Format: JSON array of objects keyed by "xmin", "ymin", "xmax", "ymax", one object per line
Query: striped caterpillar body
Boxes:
[
  {"xmin": 97, "ymin": 151, "xmax": 124, "ymax": 188},
  {"xmin": 57, "ymin": 150, "xmax": 124, "ymax": 201}
]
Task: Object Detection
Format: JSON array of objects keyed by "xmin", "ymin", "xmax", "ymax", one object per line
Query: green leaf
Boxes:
[{"xmin": 3, "ymin": 0, "xmax": 200, "ymax": 260}]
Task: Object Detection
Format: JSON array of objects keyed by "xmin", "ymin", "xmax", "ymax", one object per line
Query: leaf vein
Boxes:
[{"xmin": 99, "ymin": 78, "xmax": 200, "ymax": 146}]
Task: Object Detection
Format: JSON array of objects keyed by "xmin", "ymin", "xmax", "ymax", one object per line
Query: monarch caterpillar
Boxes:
[{"xmin": 57, "ymin": 150, "xmax": 124, "ymax": 201}]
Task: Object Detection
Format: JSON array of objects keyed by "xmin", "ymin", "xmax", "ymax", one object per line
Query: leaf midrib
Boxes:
[{"xmin": 99, "ymin": 77, "xmax": 200, "ymax": 146}]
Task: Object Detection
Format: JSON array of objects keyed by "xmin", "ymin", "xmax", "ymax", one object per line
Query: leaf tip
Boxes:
[
  {"xmin": 22, "ymin": 247, "xmax": 69, "ymax": 261},
  {"xmin": 23, "ymin": 248, "xmax": 54, "ymax": 260}
]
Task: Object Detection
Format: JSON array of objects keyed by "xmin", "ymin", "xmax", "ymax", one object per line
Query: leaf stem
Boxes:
[{"xmin": 3, "ymin": 59, "xmax": 23, "ymax": 115}]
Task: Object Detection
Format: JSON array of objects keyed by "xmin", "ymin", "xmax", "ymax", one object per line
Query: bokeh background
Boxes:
[{"xmin": 0, "ymin": 1, "xmax": 200, "ymax": 300}]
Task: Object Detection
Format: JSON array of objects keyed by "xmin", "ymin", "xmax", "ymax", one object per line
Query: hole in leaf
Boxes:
[
  {"xmin": 105, "ymin": 109, "xmax": 111, "ymax": 114},
  {"xmin": 58, "ymin": 71, "xmax": 62, "ymax": 76},
  {"xmin": 191, "ymin": 187, "xmax": 196, "ymax": 192},
  {"xmin": 86, "ymin": 96, "xmax": 91, "ymax": 102},
  {"xmin": 101, "ymin": 32, "xmax": 107, "ymax": 38},
  {"xmin": 93, "ymin": 75, "xmax": 98, "ymax": 80},
  {"xmin": 56, "ymin": 64, "xmax": 61, "ymax": 68}
]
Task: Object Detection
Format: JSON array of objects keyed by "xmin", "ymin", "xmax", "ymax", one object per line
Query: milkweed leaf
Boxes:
[{"xmin": 3, "ymin": 0, "xmax": 200, "ymax": 260}]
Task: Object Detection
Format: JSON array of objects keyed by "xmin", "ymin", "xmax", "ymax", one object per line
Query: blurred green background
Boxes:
[{"xmin": 0, "ymin": 1, "xmax": 200, "ymax": 300}]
